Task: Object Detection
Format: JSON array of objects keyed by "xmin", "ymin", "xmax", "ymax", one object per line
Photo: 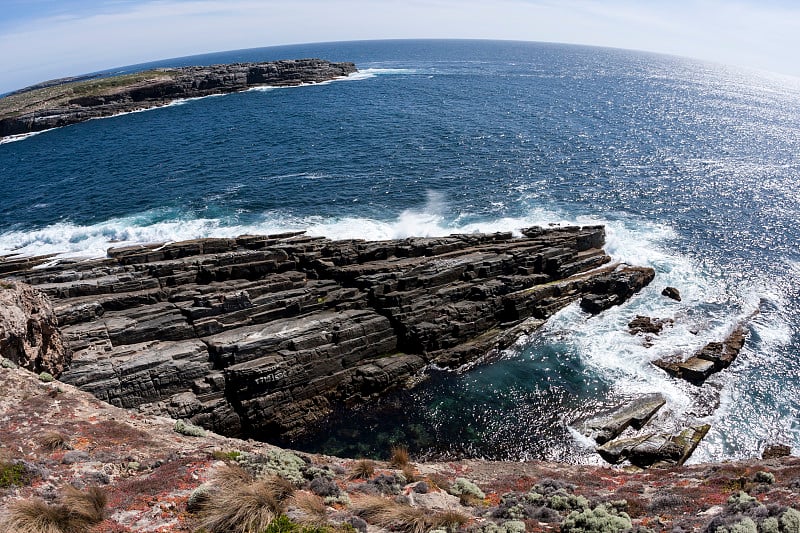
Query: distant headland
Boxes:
[{"xmin": 0, "ymin": 59, "xmax": 357, "ymax": 139}]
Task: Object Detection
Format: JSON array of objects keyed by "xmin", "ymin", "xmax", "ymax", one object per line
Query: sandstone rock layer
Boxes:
[{"xmin": 3, "ymin": 227, "xmax": 654, "ymax": 440}]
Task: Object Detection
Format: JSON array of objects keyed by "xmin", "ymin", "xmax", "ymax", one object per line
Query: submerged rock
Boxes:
[
  {"xmin": 575, "ymin": 393, "xmax": 666, "ymax": 445},
  {"xmin": 3, "ymin": 227, "xmax": 655, "ymax": 440}
]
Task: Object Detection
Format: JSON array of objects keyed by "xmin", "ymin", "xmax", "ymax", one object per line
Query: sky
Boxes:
[{"xmin": 1, "ymin": 0, "xmax": 800, "ymax": 94}]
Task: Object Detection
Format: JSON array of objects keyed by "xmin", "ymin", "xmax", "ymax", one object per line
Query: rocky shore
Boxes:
[
  {"xmin": 1, "ymin": 227, "xmax": 655, "ymax": 441},
  {"xmin": 1, "ymin": 227, "xmax": 797, "ymax": 531},
  {"xmin": 0, "ymin": 59, "xmax": 357, "ymax": 138}
]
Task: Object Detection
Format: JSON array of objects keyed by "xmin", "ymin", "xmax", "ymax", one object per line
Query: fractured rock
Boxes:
[
  {"xmin": 662, "ymin": 287, "xmax": 681, "ymax": 301},
  {"xmin": 576, "ymin": 393, "xmax": 666, "ymax": 444},
  {"xmin": 3, "ymin": 227, "xmax": 655, "ymax": 439},
  {"xmin": 653, "ymin": 323, "xmax": 749, "ymax": 385},
  {"xmin": 596, "ymin": 424, "xmax": 710, "ymax": 467}
]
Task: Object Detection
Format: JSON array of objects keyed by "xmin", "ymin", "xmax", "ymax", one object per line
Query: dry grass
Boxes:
[
  {"xmin": 199, "ymin": 464, "xmax": 296, "ymax": 533},
  {"xmin": 347, "ymin": 459, "xmax": 375, "ymax": 481},
  {"xmin": 389, "ymin": 445, "xmax": 410, "ymax": 468},
  {"xmin": 431, "ymin": 509, "xmax": 470, "ymax": 530},
  {"xmin": 401, "ymin": 464, "xmax": 417, "ymax": 483},
  {"xmin": 291, "ymin": 491, "xmax": 328, "ymax": 526},
  {"xmin": 352, "ymin": 495, "xmax": 468, "ymax": 533},
  {"xmin": 40, "ymin": 432, "xmax": 69, "ymax": 451},
  {"xmin": 61, "ymin": 485, "xmax": 107, "ymax": 524},
  {"xmin": 1, "ymin": 486, "xmax": 106, "ymax": 533}
]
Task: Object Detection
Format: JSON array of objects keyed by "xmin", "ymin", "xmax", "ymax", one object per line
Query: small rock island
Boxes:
[{"xmin": 0, "ymin": 59, "xmax": 358, "ymax": 138}]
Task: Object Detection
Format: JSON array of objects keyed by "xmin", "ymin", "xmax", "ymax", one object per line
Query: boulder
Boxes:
[{"xmin": 662, "ymin": 287, "xmax": 681, "ymax": 301}]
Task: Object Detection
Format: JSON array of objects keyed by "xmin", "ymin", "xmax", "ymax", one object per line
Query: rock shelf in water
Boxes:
[
  {"xmin": 0, "ymin": 59, "xmax": 358, "ymax": 138},
  {"xmin": 1, "ymin": 226, "xmax": 656, "ymax": 448}
]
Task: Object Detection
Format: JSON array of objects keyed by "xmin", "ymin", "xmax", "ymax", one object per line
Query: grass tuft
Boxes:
[
  {"xmin": 40, "ymin": 432, "xmax": 70, "ymax": 451},
  {"xmin": 291, "ymin": 491, "xmax": 328, "ymax": 526},
  {"xmin": 199, "ymin": 464, "xmax": 297, "ymax": 533},
  {"xmin": 389, "ymin": 445, "xmax": 410, "ymax": 468},
  {"xmin": 347, "ymin": 459, "xmax": 375, "ymax": 481},
  {"xmin": 1, "ymin": 486, "xmax": 106, "ymax": 533}
]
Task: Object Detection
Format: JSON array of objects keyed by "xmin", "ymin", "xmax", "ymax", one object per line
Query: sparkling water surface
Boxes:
[{"xmin": 1, "ymin": 40, "xmax": 799, "ymax": 462}]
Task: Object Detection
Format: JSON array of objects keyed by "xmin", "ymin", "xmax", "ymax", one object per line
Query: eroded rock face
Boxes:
[
  {"xmin": 0, "ymin": 59, "xmax": 358, "ymax": 138},
  {"xmin": 4, "ymin": 227, "xmax": 654, "ymax": 440},
  {"xmin": 0, "ymin": 280, "xmax": 68, "ymax": 375},
  {"xmin": 576, "ymin": 393, "xmax": 666, "ymax": 445}
]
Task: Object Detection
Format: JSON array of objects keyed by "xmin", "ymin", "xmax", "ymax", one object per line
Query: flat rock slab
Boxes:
[
  {"xmin": 596, "ymin": 424, "xmax": 710, "ymax": 467},
  {"xmin": 576, "ymin": 393, "xmax": 666, "ymax": 444}
]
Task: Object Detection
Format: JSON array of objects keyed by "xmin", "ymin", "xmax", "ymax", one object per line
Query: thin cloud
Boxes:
[{"xmin": 1, "ymin": 0, "xmax": 799, "ymax": 93}]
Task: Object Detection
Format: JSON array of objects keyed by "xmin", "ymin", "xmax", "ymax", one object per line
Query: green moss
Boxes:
[
  {"xmin": 0, "ymin": 461, "xmax": 27, "ymax": 487},
  {"xmin": 211, "ymin": 450, "xmax": 242, "ymax": 461},
  {"xmin": 38, "ymin": 372, "xmax": 54, "ymax": 382}
]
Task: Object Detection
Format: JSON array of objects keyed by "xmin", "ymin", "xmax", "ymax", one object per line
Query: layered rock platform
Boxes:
[
  {"xmin": 2, "ymin": 226, "xmax": 655, "ymax": 443},
  {"xmin": 0, "ymin": 59, "xmax": 358, "ymax": 138}
]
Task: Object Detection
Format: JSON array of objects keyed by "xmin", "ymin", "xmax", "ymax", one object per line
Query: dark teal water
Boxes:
[{"xmin": 1, "ymin": 40, "xmax": 798, "ymax": 462}]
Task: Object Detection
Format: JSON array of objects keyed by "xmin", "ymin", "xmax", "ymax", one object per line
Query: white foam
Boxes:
[{"xmin": 0, "ymin": 129, "xmax": 50, "ymax": 145}]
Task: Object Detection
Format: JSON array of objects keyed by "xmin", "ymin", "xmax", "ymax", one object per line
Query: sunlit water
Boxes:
[{"xmin": 1, "ymin": 40, "xmax": 798, "ymax": 463}]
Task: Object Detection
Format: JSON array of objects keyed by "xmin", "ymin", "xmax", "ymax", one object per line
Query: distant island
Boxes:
[{"xmin": 0, "ymin": 59, "xmax": 357, "ymax": 138}]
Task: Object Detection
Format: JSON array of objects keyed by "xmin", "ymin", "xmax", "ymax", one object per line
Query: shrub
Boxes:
[
  {"xmin": 561, "ymin": 503, "xmax": 632, "ymax": 533},
  {"xmin": 38, "ymin": 372, "xmax": 54, "ymax": 383},
  {"xmin": 781, "ymin": 508, "xmax": 800, "ymax": 533},
  {"xmin": 0, "ymin": 460, "xmax": 27, "ymax": 488},
  {"xmin": 713, "ymin": 517, "xmax": 758, "ymax": 533},
  {"xmin": 755, "ymin": 472, "xmax": 776, "ymax": 485},
  {"xmin": 174, "ymin": 419, "xmax": 206, "ymax": 437},
  {"xmin": 727, "ymin": 492, "xmax": 760, "ymax": 514},
  {"xmin": 389, "ymin": 446, "xmax": 410, "ymax": 468},
  {"xmin": 449, "ymin": 477, "xmax": 485, "ymax": 499},
  {"xmin": 366, "ymin": 473, "xmax": 405, "ymax": 495},
  {"xmin": 310, "ymin": 476, "xmax": 341, "ymax": 498},
  {"xmin": 348, "ymin": 460, "xmax": 375, "ymax": 481},
  {"xmin": 240, "ymin": 449, "xmax": 307, "ymax": 485}
]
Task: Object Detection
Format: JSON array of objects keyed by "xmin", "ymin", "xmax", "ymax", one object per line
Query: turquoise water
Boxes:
[{"xmin": 1, "ymin": 40, "xmax": 798, "ymax": 462}]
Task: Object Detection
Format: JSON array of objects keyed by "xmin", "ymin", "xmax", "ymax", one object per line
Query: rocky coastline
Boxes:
[
  {"xmin": 1, "ymin": 227, "xmax": 797, "ymax": 531},
  {"xmin": 0, "ymin": 59, "xmax": 358, "ymax": 138}
]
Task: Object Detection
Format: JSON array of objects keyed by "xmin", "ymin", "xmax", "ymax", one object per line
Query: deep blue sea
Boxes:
[{"xmin": 1, "ymin": 40, "xmax": 799, "ymax": 463}]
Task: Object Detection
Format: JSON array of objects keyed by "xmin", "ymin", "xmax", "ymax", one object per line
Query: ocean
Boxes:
[{"xmin": 1, "ymin": 39, "xmax": 798, "ymax": 463}]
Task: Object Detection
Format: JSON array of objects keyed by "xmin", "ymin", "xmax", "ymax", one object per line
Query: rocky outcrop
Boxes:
[
  {"xmin": 3, "ymin": 226, "xmax": 654, "ymax": 440},
  {"xmin": 0, "ymin": 59, "xmax": 358, "ymax": 138},
  {"xmin": 0, "ymin": 280, "xmax": 68, "ymax": 375},
  {"xmin": 653, "ymin": 322, "xmax": 749, "ymax": 385}
]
